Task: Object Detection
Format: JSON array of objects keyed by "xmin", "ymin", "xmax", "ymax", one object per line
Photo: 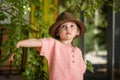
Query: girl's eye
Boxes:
[
  {"xmin": 71, "ymin": 25, "xmax": 74, "ymax": 27},
  {"xmin": 61, "ymin": 25, "xmax": 66, "ymax": 29},
  {"xmin": 62, "ymin": 25, "xmax": 65, "ymax": 28}
]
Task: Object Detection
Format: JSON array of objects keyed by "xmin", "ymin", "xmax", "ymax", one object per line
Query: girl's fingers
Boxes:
[{"xmin": 8, "ymin": 54, "xmax": 15, "ymax": 62}]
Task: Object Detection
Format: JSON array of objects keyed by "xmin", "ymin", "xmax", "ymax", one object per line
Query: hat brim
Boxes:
[{"xmin": 49, "ymin": 19, "xmax": 86, "ymax": 38}]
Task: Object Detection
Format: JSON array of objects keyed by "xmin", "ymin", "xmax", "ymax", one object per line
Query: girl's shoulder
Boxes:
[
  {"xmin": 41, "ymin": 37, "xmax": 58, "ymax": 44},
  {"xmin": 41, "ymin": 37, "xmax": 56, "ymax": 41},
  {"xmin": 75, "ymin": 46, "xmax": 82, "ymax": 52}
]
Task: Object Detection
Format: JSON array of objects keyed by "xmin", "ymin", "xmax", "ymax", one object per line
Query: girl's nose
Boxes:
[{"xmin": 66, "ymin": 26, "xmax": 71, "ymax": 30}]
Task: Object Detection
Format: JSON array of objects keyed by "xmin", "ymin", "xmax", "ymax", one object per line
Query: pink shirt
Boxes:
[{"xmin": 39, "ymin": 38, "xmax": 86, "ymax": 80}]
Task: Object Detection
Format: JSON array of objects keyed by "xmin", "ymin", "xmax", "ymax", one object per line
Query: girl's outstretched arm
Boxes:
[
  {"xmin": 16, "ymin": 38, "xmax": 42, "ymax": 48},
  {"xmin": 8, "ymin": 38, "xmax": 42, "ymax": 62}
]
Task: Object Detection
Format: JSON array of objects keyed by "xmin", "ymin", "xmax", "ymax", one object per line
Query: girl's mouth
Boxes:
[{"xmin": 66, "ymin": 32, "xmax": 71, "ymax": 35}]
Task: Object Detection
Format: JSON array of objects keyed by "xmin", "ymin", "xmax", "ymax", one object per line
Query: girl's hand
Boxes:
[
  {"xmin": 8, "ymin": 54, "xmax": 15, "ymax": 62},
  {"xmin": 16, "ymin": 41, "xmax": 21, "ymax": 48}
]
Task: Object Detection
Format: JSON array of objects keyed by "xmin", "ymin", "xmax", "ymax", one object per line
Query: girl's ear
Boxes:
[
  {"xmin": 76, "ymin": 30, "xmax": 80, "ymax": 36},
  {"xmin": 55, "ymin": 30, "xmax": 59, "ymax": 37}
]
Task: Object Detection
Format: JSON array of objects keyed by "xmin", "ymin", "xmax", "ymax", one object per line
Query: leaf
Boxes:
[
  {"xmin": 0, "ymin": 12, "xmax": 7, "ymax": 20},
  {"xmin": 0, "ymin": 53, "xmax": 11, "ymax": 66},
  {"xmin": 86, "ymin": 60, "xmax": 94, "ymax": 73}
]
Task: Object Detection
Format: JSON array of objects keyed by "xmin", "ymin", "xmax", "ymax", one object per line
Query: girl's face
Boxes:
[{"xmin": 58, "ymin": 21, "xmax": 80, "ymax": 41}]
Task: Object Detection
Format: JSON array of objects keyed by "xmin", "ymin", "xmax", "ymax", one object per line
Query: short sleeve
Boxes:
[{"xmin": 38, "ymin": 38, "xmax": 54, "ymax": 60}]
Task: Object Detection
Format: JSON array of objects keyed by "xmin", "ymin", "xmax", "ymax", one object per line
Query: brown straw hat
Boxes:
[{"xmin": 49, "ymin": 12, "xmax": 86, "ymax": 39}]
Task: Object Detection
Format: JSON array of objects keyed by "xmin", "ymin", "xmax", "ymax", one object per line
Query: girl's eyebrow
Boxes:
[{"xmin": 61, "ymin": 24, "xmax": 66, "ymax": 26}]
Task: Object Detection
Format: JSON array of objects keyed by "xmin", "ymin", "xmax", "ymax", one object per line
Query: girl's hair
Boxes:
[{"xmin": 54, "ymin": 25, "xmax": 60, "ymax": 40}]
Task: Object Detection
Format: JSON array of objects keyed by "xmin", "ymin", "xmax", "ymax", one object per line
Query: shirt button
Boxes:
[
  {"xmin": 72, "ymin": 60, "xmax": 75, "ymax": 63},
  {"xmin": 72, "ymin": 55, "xmax": 75, "ymax": 57},
  {"xmin": 71, "ymin": 49, "xmax": 74, "ymax": 52}
]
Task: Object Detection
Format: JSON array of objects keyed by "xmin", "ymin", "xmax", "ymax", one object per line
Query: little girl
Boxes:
[{"xmin": 10, "ymin": 12, "xmax": 86, "ymax": 80}]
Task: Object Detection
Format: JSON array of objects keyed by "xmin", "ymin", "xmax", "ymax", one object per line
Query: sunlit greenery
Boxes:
[{"xmin": 0, "ymin": 0, "xmax": 56, "ymax": 80}]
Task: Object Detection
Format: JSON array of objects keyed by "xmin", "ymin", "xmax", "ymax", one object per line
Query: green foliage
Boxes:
[
  {"xmin": 60, "ymin": 0, "xmax": 120, "ymax": 18},
  {"xmin": 85, "ymin": 23, "xmax": 95, "ymax": 52},
  {"xmin": 0, "ymin": 0, "xmax": 58, "ymax": 79},
  {"xmin": 21, "ymin": 48, "xmax": 48, "ymax": 80},
  {"xmin": 0, "ymin": 0, "xmax": 29, "ymax": 62},
  {"xmin": 109, "ymin": 0, "xmax": 120, "ymax": 12},
  {"xmin": 86, "ymin": 60, "xmax": 94, "ymax": 73},
  {"xmin": 60, "ymin": 0, "xmax": 104, "ymax": 17},
  {"xmin": 0, "ymin": 12, "xmax": 7, "ymax": 20}
]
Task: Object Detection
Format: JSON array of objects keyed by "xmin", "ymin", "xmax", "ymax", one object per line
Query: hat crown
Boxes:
[{"xmin": 56, "ymin": 12, "xmax": 77, "ymax": 22}]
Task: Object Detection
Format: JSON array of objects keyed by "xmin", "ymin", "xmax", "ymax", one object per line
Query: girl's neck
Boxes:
[{"xmin": 60, "ymin": 39, "xmax": 73, "ymax": 47}]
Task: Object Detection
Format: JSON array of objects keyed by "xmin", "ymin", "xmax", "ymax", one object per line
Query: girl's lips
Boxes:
[{"xmin": 66, "ymin": 32, "xmax": 71, "ymax": 35}]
